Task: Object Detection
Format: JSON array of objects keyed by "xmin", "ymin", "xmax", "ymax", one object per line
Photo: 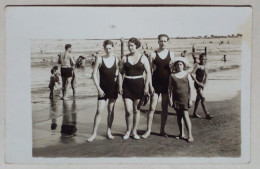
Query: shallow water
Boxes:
[{"xmin": 31, "ymin": 38, "xmax": 242, "ymax": 124}]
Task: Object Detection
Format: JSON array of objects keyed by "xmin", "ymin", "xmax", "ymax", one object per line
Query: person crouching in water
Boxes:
[
  {"xmin": 87, "ymin": 40, "xmax": 121, "ymax": 142},
  {"xmin": 168, "ymin": 57, "xmax": 194, "ymax": 142},
  {"xmin": 49, "ymin": 66, "xmax": 60, "ymax": 100},
  {"xmin": 191, "ymin": 53, "xmax": 213, "ymax": 119}
]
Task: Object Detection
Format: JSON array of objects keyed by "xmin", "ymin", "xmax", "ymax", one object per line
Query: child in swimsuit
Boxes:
[
  {"xmin": 191, "ymin": 53, "xmax": 213, "ymax": 119},
  {"xmin": 168, "ymin": 57, "xmax": 194, "ymax": 142},
  {"xmin": 49, "ymin": 66, "xmax": 60, "ymax": 100}
]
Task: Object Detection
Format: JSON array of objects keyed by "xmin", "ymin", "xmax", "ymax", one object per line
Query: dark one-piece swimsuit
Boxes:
[
  {"xmin": 123, "ymin": 55, "xmax": 145, "ymax": 101},
  {"xmin": 152, "ymin": 50, "xmax": 171, "ymax": 95},
  {"xmin": 171, "ymin": 73, "xmax": 190, "ymax": 111},
  {"xmin": 98, "ymin": 57, "xmax": 118, "ymax": 101}
]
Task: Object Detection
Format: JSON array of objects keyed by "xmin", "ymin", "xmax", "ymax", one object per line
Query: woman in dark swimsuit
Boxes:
[
  {"xmin": 119, "ymin": 37, "xmax": 152, "ymax": 140},
  {"xmin": 88, "ymin": 40, "xmax": 121, "ymax": 142}
]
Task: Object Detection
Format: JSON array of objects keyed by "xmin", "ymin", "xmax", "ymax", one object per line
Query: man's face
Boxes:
[
  {"xmin": 104, "ymin": 45, "xmax": 114, "ymax": 54},
  {"xmin": 68, "ymin": 47, "xmax": 72, "ymax": 53},
  {"xmin": 158, "ymin": 36, "xmax": 168, "ymax": 49}
]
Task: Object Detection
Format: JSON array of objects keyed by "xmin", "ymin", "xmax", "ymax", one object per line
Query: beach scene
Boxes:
[{"xmin": 31, "ymin": 36, "xmax": 241, "ymax": 157}]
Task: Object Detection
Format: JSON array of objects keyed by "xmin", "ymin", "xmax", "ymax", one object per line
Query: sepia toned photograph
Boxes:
[
  {"xmin": 4, "ymin": 5, "xmax": 252, "ymax": 164},
  {"xmin": 28, "ymin": 6, "xmax": 250, "ymax": 158}
]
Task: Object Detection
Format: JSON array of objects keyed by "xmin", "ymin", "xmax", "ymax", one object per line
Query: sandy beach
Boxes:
[
  {"xmin": 32, "ymin": 68, "xmax": 241, "ymax": 157},
  {"xmin": 31, "ymin": 37, "xmax": 241, "ymax": 157}
]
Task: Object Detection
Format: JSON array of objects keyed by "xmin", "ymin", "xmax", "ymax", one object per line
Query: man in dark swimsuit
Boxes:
[
  {"xmin": 142, "ymin": 34, "xmax": 175, "ymax": 139},
  {"xmin": 58, "ymin": 44, "xmax": 76, "ymax": 100}
]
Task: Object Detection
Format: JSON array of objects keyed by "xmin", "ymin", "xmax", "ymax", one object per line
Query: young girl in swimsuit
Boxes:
[
  {"xmin": 191, "ymin": 53, "xmax": 213, "ymax": 119},
  {"xmin": 119, "ymin": 37, "xmax": 152, "ymax": 140},
  {"xmin": 49, "ymin": 66, "xmax": 60, "ymax": 100},
  {"xmin": 87, "ymin": 40, "xmax": 121, "ymax": 142},
  {"xmin": 168, "ymin": 57, "xmax": 194, "ymax": 142}
]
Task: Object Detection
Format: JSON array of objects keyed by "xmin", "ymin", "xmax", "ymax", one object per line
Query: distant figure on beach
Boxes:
[
  {"xmin": 142, "ymin": 34, "xmax": 175, "ymax": 139},
  {"xmin": 168, "ymin": 57, "xmax": 194, "ymax": 142},
  {"xmin": 143, "ymin": 51, "xmax": 149, "ymax": 58},
  {"xmin": 48, "ymin": 66, "xmax": 60, "ymax": 100},
  {"xmin": 191, "ymin": 53, "xmax": 213, "ymax": 119},
  {"xmin": 181, "ymin": 50, "xmax": 187, "ymax": 57},
  {"xmin": 88, "ymin": 40, "xmax": 121, "ymax": 142},
  {"xmin": 90, "ymin": 54, "xmax": 97, "ymax": 79},
  {"xmin": 119, "ymin": 37, "xmax": 151, "ymax": 140},
  {"xmin": 76, "ymin": 56, "xmax": 86, "ymax": 68},
  {"xmin": 221, "ymin": 55, "xmax": 227, "ymax": 62},
  {"xmin": 57, "ymin": 44, "xmax": 76, "ymax": 100},
  {"xmin": 192, "ymin": 45, "xmax": 197, "ymax": 64}
]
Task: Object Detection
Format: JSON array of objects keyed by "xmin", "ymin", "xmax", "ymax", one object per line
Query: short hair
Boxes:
[
  {"xmin": 103, "ymin": 40, "xmax": 114, "ymax": 48},
  {"xmin": 158, "ymin": 34, "xmax": 170, "ymax": 41},
  {"xmin": 128, "ymin": 37, "xmax": 141, "ymax": 49},
  {"xmin": 199, "ymin": 53, "xmax": 207, "ymax": 60},
  {"xmin": 51, "ymin": 66, "xmax": 58, "ymax": 74},
  {"xmin": 65, "ymin": 44, "xmax": 72, "ymax": 50}
]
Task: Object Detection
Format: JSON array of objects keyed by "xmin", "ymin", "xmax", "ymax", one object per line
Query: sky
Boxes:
[{"xmin": 6, "ymin": 7, "xmax": 252, "ymax": 39}]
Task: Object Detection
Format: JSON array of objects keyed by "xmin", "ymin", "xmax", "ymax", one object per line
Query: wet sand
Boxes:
[{"xmin": 32, "ymin": 69, "xmax": 241, "ymax": 157}]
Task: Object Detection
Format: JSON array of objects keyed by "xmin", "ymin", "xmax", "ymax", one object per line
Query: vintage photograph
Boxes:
[{"xmin": 29, "ymin": 7, "xmax": 250, "ymax": 158}]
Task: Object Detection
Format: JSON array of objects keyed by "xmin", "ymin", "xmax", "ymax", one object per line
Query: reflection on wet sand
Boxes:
[{"xmin": 49, "ymin": 99, "xmax": 78, "ymax": 141}]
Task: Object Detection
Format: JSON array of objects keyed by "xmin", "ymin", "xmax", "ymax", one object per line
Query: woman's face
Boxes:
[
  {"xmin": 175, "ymin": 61, "xmax": 184, "ymax": 72},
  {"xmin": 104, "ymin": 44, "xmax": 114, "ymax": 55},
  {"xmin": 128, "ymin": 42, "xmax": 137, "ymax": 53}
]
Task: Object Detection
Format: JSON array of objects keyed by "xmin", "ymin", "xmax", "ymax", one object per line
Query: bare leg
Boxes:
[
  {"xmin": 132, "ymin": 99, "xmax": 141, "ymax": 139},
  {"xmin": 61, "ymin": 77, "xmax": 66, "ymax": 98},
  {"xmin": 193, "ymin": 95, "xmax": 201, "ymax": 118},
  {"xmin": 50, "ymin": 88, "xmax": 54, "ymax": 99},
  {"xmin": 183, "ymin": 110, "xmax": 193, "ymax": 142},
  {"xmin": 123, "ymin": 98, "xmax": 133, "ymax": 140},
  {"xmin": 63, "ymin": 77, "xmax": 72, "ymax": 100},
  {"xmin": 87, "ymin": 100, "xmax": 106, "ymax": 142},
  {"xmin": 71, "ymin": 73, "xmax": 76, "ymax": 97},
  {"xmin": 107, "ymin": 99, "xmax": 116, "ymax": 139},
  {"xmin": 160, "ymin": 94, "xmax": 169, "ymax": 136},
  {"xmin": 142, "ymin": 93, "xmax": 159, "ymax": 139},
  {"xmin": 176, "ymin": 110, "xmax": 186, "ymax": 139}
]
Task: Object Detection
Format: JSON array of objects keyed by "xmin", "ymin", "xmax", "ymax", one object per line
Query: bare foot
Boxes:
[
  {"xmin": 107, "ymin": 131, "xmax": 115, "ymax": 140},
  {"xmin": 188, "ymin": 137, "xmax": 194, "ymax": 142},
  {"xmin": 123, "ymin": 131, "xmax": 131, "ymax": 140},
  {"xmin": 175, "ymin": 135, "xmax": 187, "ymax": 140},
  {"xmin": 160, "ymin": 131, "xmax": 168, "ymax": 137},
  {"xmin": 87, "ymin": 134, "xmax": 96, "ymax": 142},
  {"xmin": 193, "ymin": 114, "xmax": 201, "ymax": 118},
  {"xmin": 206, "ymin": 114, "xmax": 214, "ymax": 119},
  {"xmin": 141, "ymin": 131, "xmax": 151, "ymax": 139},
  {"xmin": 133, "ymin": 133, "xmax": 140, "ymax": 140}
]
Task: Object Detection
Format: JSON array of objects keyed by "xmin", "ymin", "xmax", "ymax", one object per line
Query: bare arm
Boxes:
[
  {"xmin": 69, "ymin": 54, "xmax": 76, "ymax": 68},
  {"xmin": 92, "ymin": 57, "xmax": 103, "ymax": 96},
  {"xmin": 188, "ymin": 74, "xmax": 193, "ymax": 106},
  {"xmin": 148, "ymin": 52, "xmax": 156, "ymax": 89},
  {"xmin": 119, "ymin": 56, "xmax": 126, "ymax": 75},
  {"xmin": 116, "ymin": 58, "xmax": 123, "ymax": 94},
  {"xmin": 142, "ymin": 56, "xmax": 152, "ymax": 94},
  {"xmin": 168, "ymin": 74, "xmax": 173, "ymax": 107},
  {"xmin": 190, "ymin": 63, "xmax": 199, "ymax": 83}
]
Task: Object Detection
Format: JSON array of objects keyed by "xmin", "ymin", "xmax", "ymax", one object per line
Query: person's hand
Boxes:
[
  {"xmin": 98, "ymin": 89, "xmax": 105, "ymax": 97},
  {"xmin": 149, "ymin": 86, "xmax": 155, "ymax": 96},
  {"xmin": 198, "ymin": 82, "xmax": 205, "ymax": 88},
  {"xmin": 144, "ymin": 86, "xmax": 149, "ymax": 95},
  {"xmin": 169, "ymin": 99, "xmax": 173, "ymax": 108},
  {"xmin": 189, "ymin": 100, "xmax": 193, "ymax": 108},
  {"xmin": 118, "ymin": 87, "xmax": 123, "ymax": 95}
]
